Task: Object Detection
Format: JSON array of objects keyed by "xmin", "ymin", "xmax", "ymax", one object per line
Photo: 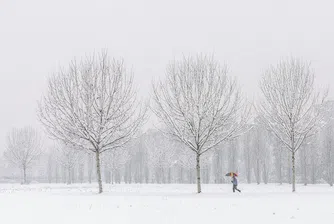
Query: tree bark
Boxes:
[
  {"xmin": 196, "ymin": 154, "xmax": 201, "ymax": 193},
  {"xmin": 292, "ymin": 151, "xmax": 296, "ymax": 192},
  {"xmin": 95, "ymin": 151, "xmax": 103, "ymax": 193}
]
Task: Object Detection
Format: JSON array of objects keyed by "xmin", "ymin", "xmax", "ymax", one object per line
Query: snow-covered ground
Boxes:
[{"xmin": 1, "ymin": 183, "xmax": 333, "ymax": 224}]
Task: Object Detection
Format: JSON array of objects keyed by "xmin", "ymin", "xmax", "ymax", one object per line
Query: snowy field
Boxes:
[{"xmin": 1, "ymin": 183, "xmax": 334, "ymax": 224}]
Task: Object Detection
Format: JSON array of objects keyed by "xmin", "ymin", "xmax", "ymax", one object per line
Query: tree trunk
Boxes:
[
  {"xmin": 88, "ymin": 171, "xmax": 92, "ymax": 184},
  {"xmin": 300, "ymin": 148, "xmax": 307, "ymax": 186},
  {"xmin": 145, "ymin": 166, "xmax": 149, "ymax": 184},
  {"xmin": 263, "ymin": 162, "xmax": 268, "ymax": 184},
  {"xmin": 95, "ymin": 151, "xmax": 103, "ymax": 193},
  {"xmin": 196, "ymin": 154, "xmax": 201, "ymax": 193},
  {"xmin": 55, "ymin": 165, "xmax": 59, "ymax": 183},
  {"xmin": 168, "ymin": 167, "xmax": 171, "ymax": 184},
  {"xmin": 310, "ymin": 151, "xmax": 316, "ymax": 184},
  {"xmin": 72, "ymin": 167, "xmax": 75, "ymax": 183},
  {"xmin": 22, "ymin": 166, "xmax": 27, "ymax": 184},
  {"xmin": 180, "ymin": 166, "xmax": 183, "ymax": 184},
  {"xmin": 275, "ymin": 148, "xmax": 282, "ymax": 185},
  {"xmin": 67, "ymin": 167, "xmax": 71, "ymax": 185},
  {"xmin": 62, "ymin": 166, "xmax": 66, "ymax": 183},
  {"xmin": 278, "ymin": 161, "xmax": 282, "ymax": 185},
  {"xmin": 87, "ymin": 153, "xmax": 93, "ymax": 184},
  {"xmin": 255, "ymin": 158, "xmax": 260, "ymax": 185},
  {"xmin": 247, "ymin": 153, "xmax": 251, "ymax": 184},
  {"xmin": 161, "ymin": 167, "xmax": 165, "ymax": 184},
  {"xmin": 79, "ymin": 164, "xmax": 84, "ymax": 184},
  {"xmin": 104, "ymin": 168, "xmax": 109, "ymax": 184},
  {"xmin": 48, "ymin": 162, "xmax": 52, "ymax": 184},
  {"xmin": 329, "ymin": 145, "xmax": 333, "ymax": 186},
  {"xmin": 287, "ymin": 153, "xmax": 292, "ymax": 184},
  {"xmin": 292, "ymin": 151, "xmax": 296, "ymax": 192},
  {"xmin": 303, "ymin": 158, "xmax": 307, "ymax": 186}
]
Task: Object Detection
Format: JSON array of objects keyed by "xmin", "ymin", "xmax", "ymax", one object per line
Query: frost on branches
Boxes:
[
  {"xmin": 4, "ymin": 127, "xmax": 42, "ymax": 184},
  {"xmin": 38, "ymin": 51, "xmax": 146, "ymax": 193},
  {"xmin": 258, "ymin": 58, "xmax": 327, "ymax": 192},
  {"xmin": 152, "ymin": 55, "xmax": 249, "ymax": 193}
]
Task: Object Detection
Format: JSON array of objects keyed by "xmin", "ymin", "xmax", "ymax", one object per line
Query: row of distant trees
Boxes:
[
  {"xmin": 3, "ymin": 120, "xmax": 334, "ymax": 187},
  {"xmin": 2, "ymin": 51, "xmax": 330, "ymax": 193}
]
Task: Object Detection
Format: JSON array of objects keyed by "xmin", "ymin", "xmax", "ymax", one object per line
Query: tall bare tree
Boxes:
[
  {"xmin": 152, "ymin": 55, "xmax": 248, "ymax": 193},
  {"xmin": 38, "ymin": 51, "xmax": 146, "ymax": 193},
  {"xmin": 258, "ymin": 58, "xmax": 326, "ymax": 192},
  {"xmin": 4, "ymin": 127, "xmax": 42, "ymax": 184}
]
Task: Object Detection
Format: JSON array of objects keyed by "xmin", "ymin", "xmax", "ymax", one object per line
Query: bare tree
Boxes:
[
  {"xmin": 102, "ymin": 148, "xmax": 130, "ymax": 184},
  {"xmin": 144, "ymin": 131, "xmax": 177, "ymax": 184},
  {"xmin": 258, "ymin": 58, "xmax": 326, "ymax": 192},
  {"xmin": 241, "ymin": 130, "xmax": 252, "ymax": 184},
  {"xmin": 4, "ymin": 127, "xmax": 42, "ymax": 184},
  {"xmin": 152, "ymin": 55, "xmax": 248, "ymax": 193},
  {"xmin": 54, "ymin": 142, "xmax": 80, "ymax": 185},
  {"xmin": 38, "ymin": 51, "xmax": 146, "ymax": 193},
  {"xmin": 322, "ymin": 118, "xmax": 334, "ymax": 186}
]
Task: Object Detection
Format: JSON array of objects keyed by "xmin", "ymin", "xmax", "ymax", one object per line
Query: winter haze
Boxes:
[
  {"xmin": 1, "ymin": 1, "xmax": 334, "ymax": 223},
  {"xmin": 1, "ymin": 0, "xmax": 333, "ymax": 152}
]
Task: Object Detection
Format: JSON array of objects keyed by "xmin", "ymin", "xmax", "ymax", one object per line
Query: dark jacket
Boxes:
[{"xmin": 232, "ymin": 176, "xmax": 238, "ymax": 186}]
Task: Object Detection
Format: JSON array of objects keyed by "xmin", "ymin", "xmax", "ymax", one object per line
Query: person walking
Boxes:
[{"xmin": 232, "ymin": 175, "xmax": 241, "ymax": 193}]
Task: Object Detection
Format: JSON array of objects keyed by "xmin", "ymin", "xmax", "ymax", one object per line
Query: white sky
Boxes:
[{"xmin": 0, "ymin": 0, "xmax": 333, "ymax": 152}]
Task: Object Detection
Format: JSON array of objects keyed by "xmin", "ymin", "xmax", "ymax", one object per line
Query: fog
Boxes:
[{"xmin": 0, "ymin": 0, "xmax": 333, "ymax": 152}]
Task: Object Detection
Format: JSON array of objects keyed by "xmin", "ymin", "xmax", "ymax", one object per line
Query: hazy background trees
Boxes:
[
  {"xmin": 53, "ymin": 142, "xmax": 82, "ymax": 185},
  {"xmin": 3, "ymin": 127, "xmax": 42, "ymax": 184},
  {"xmin": 3, "ymin": 118, "xmax": 334, "ymax": 187}
]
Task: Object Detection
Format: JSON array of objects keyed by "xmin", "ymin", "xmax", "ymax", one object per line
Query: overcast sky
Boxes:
[{"xmin": 0, "ymin": 0, "xmax": 333, "ymax": 152}]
